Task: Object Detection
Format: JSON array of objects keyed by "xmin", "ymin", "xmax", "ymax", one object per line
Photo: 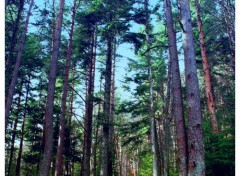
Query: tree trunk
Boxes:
[
  {"xmin": 145, "ymin": 0, "xmax": 161, "ymax": 175},
  {"xmin": 108, "ymin": 38, "xmax": 116, "ymax": 176},
  {"xmin": 164, "ymin": 0, "xmax": 188, "ymax": 175},
  {"xmin": 82, "ymin": 27, "xmax": 97, "ymax": 176},
  {"xmin": 194, "ymin": 0, "xmax": 219, "ymax": 133},
  {"xmin": 15, "ymin": 74, "xmax": 31, "ymax": 176},
  {"xmin": 5, "ymin": 0, "xmax": 25, "ymax": 97},
  {"xmin": 54, "ymin": 0, "xmax": 76, "ymax": 175},
  {"xmin": 179, "ymin": 0, "xmax": 205, "ymax": 175},
  {"xmin": 39, "ymin": 0, "xmax": 65, "ymax": 175},
  {"xmin": 100, "ymin": 34, "xmax": 113, "ymax": 176},
  {"xmin": 93, "ymin": 79, "xmax": 102, "ymax": 176},
  {"xmin": 5, "ymin": 0, "xmax": 34, "ymax": 131},
  {"xmin": 7, "ymin": 82, "xmax": 23, "ymax": 176}
]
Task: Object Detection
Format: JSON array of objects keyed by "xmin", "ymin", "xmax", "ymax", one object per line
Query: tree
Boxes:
[
  {"xmin": 194, "ymin": 0, "xmax": 219, "ymax": 133},
  {"xmin": 164, "ymin": 0, "xmax": 188, "ymax": 175},
  {"xmin": 39, "ymin": 0, "xmax": 65, "ymax": 175},
  {"xmin": 5, "ymin": 0, "xmax": 34, "ymax": 131},
  {"xmin": 54, "ymin": 0, "xmax": 77, "ymax": 175},
  {"xmin": 179, "ymin": 0, "xmax": 205, "ymax": 174},
  {"xmin": 144, "ymin": 0, "xmax": 161, "ymax": 175}
]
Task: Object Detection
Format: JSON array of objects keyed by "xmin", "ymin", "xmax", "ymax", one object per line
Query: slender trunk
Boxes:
[
  {"xmin": 7, "ymin": 82, "xmax": 23, "ymax": 176},
  {"xmin": 144, "ymin": 1, "xmax": 161, "ymax": 175},
  {"xmin": 194, "ymin": 0, "xmax": 219, "ymax": 133},
  {"xmin": 93, "ymin": 79, "xmax": 102, "ymax": 176},
  {"xmin": 15, "ymin": 75, "xmax": 31, "ymax": 176},
  {"xmin": 179, "ymin": 0, "xmax": 205, "ymax": 175},
  {"xmin": 54, "ymin": 0, "xmax": 76, "ymax": 175},
  {"xmin": 82, "ymin": 28, "xmax": 97, "ymax": 176},
  {"xmin": 39, "ymin": 0, "xmax": 65, "ymax": 175},
  {"xmin": 5, "ymin": 0, "xmax": 34, "ymax": 131},
  {"xmin": 108, "ymin": 38, "xmax": 116, "ymax": 176},
  {"xmin": 5, "ymin": 0, "xmax": 25, "ymax": 96},
  {"xmin": 164, "ymin": 0, "xmax": 188, "ymax": 175},
  {"xmin": 100, "ymin": 34, "xmax": 113, "ymax": 176}
]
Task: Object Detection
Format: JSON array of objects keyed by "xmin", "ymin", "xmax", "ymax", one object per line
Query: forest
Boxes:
[{"xmin": 5, "ymin": 0, "xmax": 235, "ymax": 175}]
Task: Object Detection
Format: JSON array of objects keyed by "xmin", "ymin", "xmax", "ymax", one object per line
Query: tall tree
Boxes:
[
  {"xmin": 194, "ymin": 0, "xmax": 219, "ymax": 133},
  {"xmin": 5, "ymin": 0, "xmax": 25, "ymax": 95},
  {"xmin": 144, "ymin": 0, "xmax": 161, "ymax": 175},
  {"xmin": 5, "ymin": 0, "xmax": 34, "ymax": 130},
  {"xmin": 39, "ymin": 0, "xmax": 65, "ymax": 175},
  {"xmin": 54, "ymin": 0, "xmax": 77, "ymax": 175},
  {"xmin": 179, "ymin": 0, "xmax": 205, "ymax": 175},
  {"xmin": 164, "ymin": 0, "xmax": 188, "ymax": 175},
  {"xmin": 100, "ymin": 33, "xmax": 113, "ymax": 176}
]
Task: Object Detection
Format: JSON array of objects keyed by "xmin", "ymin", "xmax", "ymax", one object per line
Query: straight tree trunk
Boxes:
[
  {"xmin": 144, "ymin": 1, "xmax": 161, "ymax": 175},
  {"xmin": 5, "ymin": 0, "xmax": 34, "ymax": 131},
  {"xmin": 194, "ymin": 0, "xmax": 219, "ymax": 133},
  {"xmin": 179, "ymin": 0, "xmax": 205, "ymax": 175},
  {"xmin": 93, "ymin": 79, "xmax": 102, "ymax": 176},
  {"xmin": 108, "ymin": 38, "xmax": 116, "ymax": 176},
  {"xmin": 39, "ymin": 0, "xmax": 65, "ymax": 175},
  {"xmin": 15, "ymin": 74, "xmax": 31, "ymax": 176},
  {"xmin": 82, "ymin": 28, "xmax": 97, "ymax": 176},
  {"xmin": 54, "ymin": 0, "xmax": 77, "ymax": 175},
  {"xmin": 5, "ymin": 0, "xmax": 25, "ymax": 96},
  {"xmin": 100, "ymin": 34, "xmax": 113, "ymax": 176},
  {"xmin": 164, "ymin": 0, "xmax": 188, "ymax": 175}
]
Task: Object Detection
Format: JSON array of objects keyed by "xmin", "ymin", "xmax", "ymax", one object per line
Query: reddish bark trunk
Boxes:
[
  {"xmin": 5, "ymin": 0, "xmax": 34, "ymax": 131},
  {"xmin": 179, "ymin": 0, "xmax": 205, "ymax": 175},
  {"xmin": 164, "ymin": 0, "xmax": 188, "ymax": 175},
  {"xmin": 194, "ymin": 0, "xmax": 219, "ymax": 133},
  {"xmin": 39, "ymin": 0, "xmax": 65, "ymax": 175},
  {"xmin": 54, "ymin": 0, "xmax": 76, "ymax": 175}
]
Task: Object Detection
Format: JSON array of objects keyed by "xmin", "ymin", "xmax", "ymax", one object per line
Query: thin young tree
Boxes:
[
  {"xmin": 39, "ymin": 0, "xmax": 65, "ymax": 175},
  {"xmin": 194, "ymin": 0, "xmax": 219, "ymax": 133},
  {"xmin": 5, "ymin": 0, "xmax": 34, "ymax": 130},
  {"xmin": 144, "ymin": 0, "xmax": 161, "ymax": 175},
  {"xmin": 54, "ymin": 0, "xmax": 77, "ymax": 175},
  {"xmin": 164, "ymin": 0, "xmax": 188, "ymax": 175},
  {"xmin": 179, "ymin": 0, "xmax": 205, "ymax": 175}
]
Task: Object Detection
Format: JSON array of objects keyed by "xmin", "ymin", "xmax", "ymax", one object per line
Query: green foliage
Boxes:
[{"xmin": 139, "ymin": 150, "xmax": 153, "ymax": 176}]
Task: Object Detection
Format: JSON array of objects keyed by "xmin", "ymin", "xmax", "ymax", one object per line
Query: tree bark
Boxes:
[
  {"xmin": 15, "ymin": 74, "xmax": 31, "ymax": 176},
  {"xmin": 5, "ymin": 0, "xmax": 34, "ymax": 131},
  {"xmin": 164, "ymin": 0, "xmax": 188, "ymax": 175},
  {"xmin": 82, "ymin": 27, "xmax": 97, "ymax": 176},
  {"xmin": 100, "ymin": 35, "xmax": 113, "ymax": 176},
  {"xmin": 39, "ymin": 0, "xmax": 65, "ymax": 175},
  {"xmin": 179, "ymin": 0, "xmax": 205, "ymax": 175},
  {"xmin": 54, "ymin": 0, "xmax": 76, "ymax": 175},
  {"xmin": 108, "ymin": 37, "xmax": 116, "ymax": 176},
  {"xmin": 194, "ymin": 0, "xmax": 219, "ymax": 133}
]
